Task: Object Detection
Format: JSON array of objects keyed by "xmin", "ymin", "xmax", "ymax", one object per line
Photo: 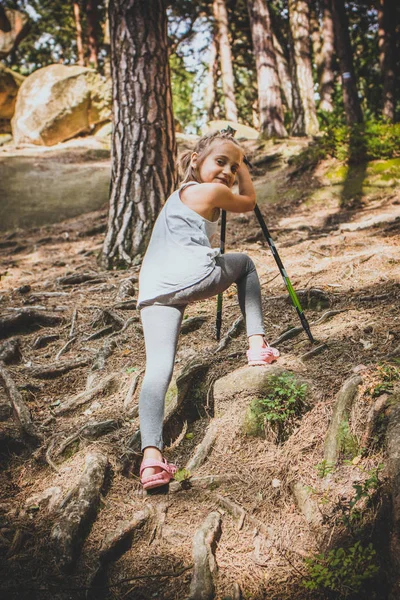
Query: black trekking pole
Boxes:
[
  {"xmin": 215, "ymin": 209, "xmax": 226, "ymax": 340},
  {"xmin": 253, "ymin": 204, "xmax": 315, "ymax": 344}
]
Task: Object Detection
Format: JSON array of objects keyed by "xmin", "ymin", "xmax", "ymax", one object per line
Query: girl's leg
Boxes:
[
  {"xmin": 139, "ymin": 304, "xmax": 185, "ymax": 478},
  {"xmin": 171, "ymin": 253, "xmax": 265, "ymax": 341}
]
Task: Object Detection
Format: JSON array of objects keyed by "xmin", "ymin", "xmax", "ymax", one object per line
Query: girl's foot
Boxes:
[
  {"xmin": 140, "ymin": 447, "xmax": 177, "ymax": 490},
  {"xmin": 247, "ymin": 335, "xmax": 279, "ymax": 366},
  {"xmin": 141, "ymin": 446, "xmax": 163, "ymax": 480}
]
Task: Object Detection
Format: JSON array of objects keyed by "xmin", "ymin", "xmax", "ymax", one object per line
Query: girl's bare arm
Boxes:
[{"xmin": 182, "ymin": 164, "xmax": 256, "ymax": 215}]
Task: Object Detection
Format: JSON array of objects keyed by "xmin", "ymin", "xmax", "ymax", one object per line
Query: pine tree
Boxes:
[
  {"xmin": 247, "ymin": 0, "xmax": 287, "ymax": 137},
  {"xmin": 100, "ymin": 0, "xmax": 177, "ymax": 268}
]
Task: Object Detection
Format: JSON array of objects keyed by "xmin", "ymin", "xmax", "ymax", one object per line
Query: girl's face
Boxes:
[{"xmin": 191, "ymin": 140, "xmax": 243, "ymax": 188}]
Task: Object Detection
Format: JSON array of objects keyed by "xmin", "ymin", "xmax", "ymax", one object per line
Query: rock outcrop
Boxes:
[
  {"xmin": 0, "ymin": 63, "xmax": 25, "ymax": 129},
  {"xmin": 204, "ymin": 119, "xmax": 260, "ymax": 140},
  {"xmin": 12, "ymin": 64, "xmax": 111, "ymax": 146},
  {"xmin": 0, "ymin": 6, "xmax": 30, "ymax": 59}
]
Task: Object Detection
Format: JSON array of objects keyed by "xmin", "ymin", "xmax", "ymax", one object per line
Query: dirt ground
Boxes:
[{"xmin": 0, "ymin": 136, "xmax": 399, "ymax": 600}]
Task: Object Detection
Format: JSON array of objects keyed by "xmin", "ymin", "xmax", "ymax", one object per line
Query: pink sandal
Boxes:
[
  {"xmin": 247, "ymin": 344, "xmax": 280, "ymax": 366},
  {"xmin": 140, "ymin": 458, "xmax": 177, "ymax": 490}
]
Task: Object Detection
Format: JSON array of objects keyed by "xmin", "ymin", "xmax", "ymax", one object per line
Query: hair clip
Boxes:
[{"xmin": 220, "ymin": 125, "xmax": 237, "ymax": 137}]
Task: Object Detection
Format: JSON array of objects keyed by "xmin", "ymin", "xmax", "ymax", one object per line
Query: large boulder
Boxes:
[
  {"xmin": 12, "ymin": 64, "xmax": 111, "ymax": 146},
  {"xmin": 204, "ymin": 119, "xmax": 259, "ymax": 140},
  {"xmin": 0, "ymin": 63, "xmax": 25, "ymax": 124},
  {"xmin": 0, "ymin": 7, "xmax": 30, "ymax": 59}
]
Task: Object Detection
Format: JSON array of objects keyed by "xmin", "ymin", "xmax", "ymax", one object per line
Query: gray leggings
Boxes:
[{"xmin": 139, "ymin": 253, "xmax": 265, "ymax": 451}]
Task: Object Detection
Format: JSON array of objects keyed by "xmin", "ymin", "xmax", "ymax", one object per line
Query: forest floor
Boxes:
[{"xmin": 0, "ymin": 135, "xmax": 399, "ymax": 600}]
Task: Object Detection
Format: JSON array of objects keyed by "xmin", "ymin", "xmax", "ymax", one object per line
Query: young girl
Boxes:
[{"xmin": 137, "ymin": 130, "xmax": 279, "ymax": 490}]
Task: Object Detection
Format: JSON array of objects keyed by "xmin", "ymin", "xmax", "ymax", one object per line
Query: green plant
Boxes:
[
  {"xmin": 338, "ymin": 419, "xmax": 359, "ymax": 459},
  {"xmin": 371, "ymin": 363, "xmax": 400, "ymax": 397},
  {"xmin": 338, "ymin": 465, "xmax": 383, "ymax": 533},
  {"xmin": 173, "ymin": 468, "xmax": 191, "ymax": 483},
  {"xmin": 244, "ymin": 373, "xmax": 308, "ymax": 443},
  {"xmin": 303, "ymin": 542, "xmax": 379, "ymax": 597},
  {"xmin": 315, "ymin": 459, "xmax": 335, "ymax": 478}
]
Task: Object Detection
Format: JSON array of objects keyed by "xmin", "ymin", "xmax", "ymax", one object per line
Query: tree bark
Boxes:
[
  {"xmin": 205, "ymin": 28, "xmax": 220, "ymax": 122},
  {"xmin": 73, "ymin": 2, "xmax": 85, "ymax": 67},
  {"xmin": 288, "ymin": 0, "xmax": 319, "ymax": 135},
  {"xmin": 247, "ymin": 0, "xmax": 287, "ymax": 138},
  {"xmin": 271, "ymin": 32, "xmax": 292, "ymax": 111},
  {"xmin": 378, "ymin": 0, "xmax": 396, "ymax": 122},
  {"xmin": 86, "ymin": 0, "xmax": 99, "ymax": 69},
  {"xmin": 319, "ymin": 0, "xmax": 335, "ymax": 111},
  {"xmin": 213, "ymin": 0, "xmax": 238, "ymax": 122},
  {"xmin": 330, "ymin": 0, "xmax": 363, "ymax": 124},
  {"xmin": 100, "ymin": 0, "xmax": 177, "ymax": 268}
]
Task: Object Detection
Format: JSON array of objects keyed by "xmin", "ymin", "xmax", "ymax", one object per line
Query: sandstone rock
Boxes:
[
  {"xmin": 0, "ymin": 63, "xmax": 25, "ymax": 121},
  {"xmin": 204, "ymin": 119, "xmax": 259, "ymax": 140},
  {"xmin": 0, "ymin": 7, "xmax": 30, "ymax": 60},
  {"xmin": 12, "ymin": 64, "xmax": 111, "ymax": 146}
]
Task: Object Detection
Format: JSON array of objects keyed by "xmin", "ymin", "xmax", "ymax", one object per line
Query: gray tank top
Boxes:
[{"xmin": 137, "ymin": 182, "xmax": 220, "ymax": 307}]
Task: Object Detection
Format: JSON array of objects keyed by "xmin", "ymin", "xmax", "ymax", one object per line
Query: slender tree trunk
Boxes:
[
  {"xmin": 100, "ymin": 0, "xmax": 177, "ymax": 268},
  {"xmin": 330, "ymin": 0, "xmax": 363, "ymax": 124},
  {"xmin": 288, "ymin": 0, "xmax": 319, "ymax": 135},
  {"xmin": 247, "ymin": 0, "xmax": 287, "ymax": 138},
  {"xmin": 271, "ymin": 32, "xmax": 292, "ymax": 110},
  {"xmin": 213, "ymin": 0, "xmax": 238, "ymax": 122},
  {"xmin": 103, "ymin": 0, "xmax": 111, "ymax": 79},
  {"xmin": 319, "ymin": 0, "xmax": 335, "ymax": 111},
  {"xmin": 378, "ymin": 0, "xmax": 396, "ymax": 122},
  {"xmin": 288, "ymin": 23, "xmax": 304, "ymax": 135},
  {"xmin": 86, "ymin": 0, "xmax": 99, "ymax": 69},
  {"xmin": 205, "ymin": 29, "xmax": 220, "ymax": 122},
  {"xmin": 73, "ymin": 2, "xmax": 85, "ymax": 66}
]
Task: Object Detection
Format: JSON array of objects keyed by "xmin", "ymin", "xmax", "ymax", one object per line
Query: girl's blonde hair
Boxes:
[{"xmin": 178, "ymin": 130, "xmax": 244, "ymax": 184}]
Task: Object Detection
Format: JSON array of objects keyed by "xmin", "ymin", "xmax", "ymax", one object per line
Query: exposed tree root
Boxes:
[
  {"xmin": 30, "ymin": 358, "xmax": 90, "ymax": 379},
  {"xmin": 57, "ymin": 273, "xmax": 100, "ymax": 286},
  {"xmin": 89, "ymin": 507, "xmax": 151, "ymax": 590},
  {"xmin": 170, "ymin": 474, "xmax": 237, "ymax": 493},
  {"xmin": 123, "ymin": 372, "xmax": 142, "ymax": 415},
  {"xmin": 292, "ymin": 481, "xmax": 323, "ymax": 527},
  {"xmin": 32, "ymin": 334, "xmax": 60, "ymax": 349},
  {"xmin": 0, "ymin": 309, "xmax": 63, "ymax": 339},
  {"xmin": 361, "ymin": 393, "xmax": 390, "ymax": 449},
  {"xmin": 0, "ymin": 361, "xmax": 40, "ymax": 440},
  {"xmin": 301, "ymin": 343, "xmax": 328, "ymax": 361},
  {"xmin": 188, "ymin": 511, "xmax": 222, "ymax": 600},
  {"xmin": 54, "ymin": 373, "xmax": 118, "ymax": 416},
  {"xmin": 217, "ymin": 494, "xmax": 245, "ymax": 530},
  {"xmin": 0, "ymin": 339, "xmax": 21, "ymax": 364},
  {"xmin": 185, "ymin": 419, "xmax": 220, "ymax": 473},
  {"xmin": 323, "ymin": 375, "xmax": 363, "ymax": 465},
  {"xmin": 216, "ymin": 316, "xmax": 244, "ymax": 352},
  {"xmin": 50, "ymin": 451, "xmax": 109, "ymax": 572},
  {"xmin": 52, "ymin": 419, "xmax": 121, "ymax": 460},
  {"xmin": 181, "ymin": 316, "xmax": 207, "ymax": 334}
]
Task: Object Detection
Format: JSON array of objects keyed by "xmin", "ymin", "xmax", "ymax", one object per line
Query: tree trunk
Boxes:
[
  {"xmin": 103, "ymin": 0, "xmax": 111, "ymax": 79},
  {"xmin": 288, "ymin": 0, "xmax": 319, "ymax": 135},
  {"xmin": 73, "ymin": 2, "xmax": 85, "ymax": 67},
  {"xmin": 271, "ymin": 32, "xmax": 292, "ymax": 111},
  {"xmin": 319, "ymin": 0, "xmax": 335, "ymax": 112},
  {"xmin": 100, "ymin": 0, "xmax": 177, "ymax": 269},
  {"xmin": 288, "ymin": 22, "xmax": 304, "ymax": 135},
  {"xmin": 86, "ymin": 0, "xmax": 99, "ymax": 69},
  {"xmin": 247, "ymin": 0, "xmax": 287, "ymax": 138},
  {"xmin": 378, "ymin": 0, "xmax": 396, "ymax": 122},
  {"xmin": 205, "ymin": 28, "xmax": 220, "ymax": 122},
  {"xmin": 213, "ymin": 0, "xmax": 238, "ymax": 122},
  {"xmin": 330, "ymin": 0, "xmax": 363, "ymax": 124}
]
